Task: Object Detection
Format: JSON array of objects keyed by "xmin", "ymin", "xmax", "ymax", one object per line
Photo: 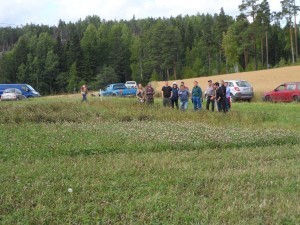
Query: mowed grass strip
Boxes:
[{"xmin": 1, "ymin": 146, "xmax": 299, "ymax": 224}]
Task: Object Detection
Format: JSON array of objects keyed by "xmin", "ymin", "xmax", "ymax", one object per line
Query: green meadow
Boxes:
[{"xmin": 0, "ymin": 97, "xmax": 299, "ymax": 224}]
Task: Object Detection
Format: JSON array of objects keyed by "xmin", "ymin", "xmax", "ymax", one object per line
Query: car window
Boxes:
[
  {"xmin": 276, "ymin": 85, "xmax": 285, "ymax": 91},
  {"xmin": 21, "ymin": 85, "xmax": 27, "ymax": 91},
  {"xmin": 286, "ymin": 84, "xmax": 296, "ymax": 91},
  {"xmin": 3, "ymin": 88, "xmax": 15, "ymax": 93},
  {"xmin": 16, "ymin": 89, "xmax": 22, "ymax": 94},
  {"xmin": 229, "ymin": 82, "xmax": 234, "ymax": 87},
  {"xmin": 113, "ymin": 85, "xmax": 126, "ymax": 89},
  {"xmin": 298, "ymin": 84, "xmax": 300, "ymax": 90},
  {"xmin": 236, "ymin": 81, "xmax": 250, "ymax": 87},
  {"xmin": 126, "ymin": 82, "xmax": 135, "ymax": 84}
]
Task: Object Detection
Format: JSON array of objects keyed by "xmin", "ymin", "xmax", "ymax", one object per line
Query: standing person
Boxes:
[
  {"xmin": 178, "ymin": 84, "xmax": 189, "ymax": 111},
  {"xmin": 170, "ymin": 82, "xmax": 179, "ymax": 109},
  {"xmin": 216, "ymin": 82, "xmax": 226, "ymax": 113},
  {"xmin": 145, "ymin": 83, "xmax": 155, "ymax": 105},
  {"xmin": 161, "ymin": 81, "xmax": 172, "ymax": 107},
  {"xmin": 220, "ymin": 80, "xmax": 228, "ymax": 112},
  {"xmin": 225, "ymin": 82, "xmax": 231, "ymax": 111},
  {"xmin": 81, "ymin": 84, "xmax": 88, "ymax": 102},
  {"xmin": 136, "ymin": 84, "xmax": 145, "ymax": 103},
  {"xmin": 191, "ymin": 81, "xmax": 202, "ymax": 111},
  {"xmin": 206, "ymin": 80, "xmax": 214, "ymax": 111}
]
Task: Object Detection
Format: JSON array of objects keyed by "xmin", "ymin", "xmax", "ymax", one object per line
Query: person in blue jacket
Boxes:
[{"xmin": 178, "ymin": 84, "xmax": 189, "ymax": 111}]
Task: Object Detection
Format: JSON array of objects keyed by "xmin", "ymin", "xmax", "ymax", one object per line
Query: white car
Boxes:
[
  {"xmin": 125, "ymin": 81, "xmax": 137, "ymax": 89},
  {"xmin": 1, "ymin": 88, "xmax": 27, "ymax": 101},
  {"xmin": 225, "ymin": 80, "xmax": 254, "ymax": 102}
]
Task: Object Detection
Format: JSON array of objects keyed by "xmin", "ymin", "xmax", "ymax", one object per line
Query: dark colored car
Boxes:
[{"xmin": 263, "ymin": 82, "xmax": 300, "ymax": 102}]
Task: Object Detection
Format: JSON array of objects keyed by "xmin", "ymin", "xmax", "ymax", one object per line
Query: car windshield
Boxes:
[
  {"xmin": 27, "ymin": 85, "xmax": 35, "ymax": 91},
  {"xmin": 3, "ymin": 88, "xmax": 16, "ymax": 93},
  {"xmin": 113, "ymin": 84, "xmax": 126, "ymax": 89},
  {"xmin": 236, "ymin": 81, "xmax": 251, "ymax": 87},
  {"xmin": 126, "ymin": 82, "xmax": 135, "ymax": 84}
]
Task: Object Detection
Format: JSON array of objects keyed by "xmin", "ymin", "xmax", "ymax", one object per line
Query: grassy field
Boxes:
[{"xmin": 0, "ymin": 96, "xmax": 300, "ymax": 224}]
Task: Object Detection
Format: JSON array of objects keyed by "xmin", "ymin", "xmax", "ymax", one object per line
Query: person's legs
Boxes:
[
  {"xmin": 206, "ymin": 97, "xmax": 211, "ymax": 110},
  {"xmin": 180, "ymin": 101, "xmax": 184, "ymax": 111},
  {"xmin": 82, "ymin": 93, "xmax": 87, "ymax": 102},
  {"xmin": 197, "ymin": 97, "xmax": 202, "ymax": 110},
  {"xmin": 175, "ymin": 100, "xmax": 179, "ymax": 109},
  {"xmin": 217, "ymin": 101, "xmax": 222, "ymax": 112},
  {"xmin": 192, "ymin": 97, "xmax": 197, "ymax": 110},
  {"xmin": 183, "ymin": 101, "xmax": 188, "ymax": 111},
  {"xmin": 222, "ymin": 98, "xmax": 227, "ymax": 113},
  {"xmin": 167, "ymin": 98, "xmax": 171, "ymax": 107},
  {"xmin": 163, "ymin": 98, "xmax": 167, "ymax": 107},
  {"xmin": 211, "ymin": 99, "xmax": 215, "ymax": 111},
  {"xmin": 227, "ymin": 97, "xmax": 231, "ymax": 110},
  {"xmin": 171, "ymin": 100, "xmax": 175, "ymax": 108}
]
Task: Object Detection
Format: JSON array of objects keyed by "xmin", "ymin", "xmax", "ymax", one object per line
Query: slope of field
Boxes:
[{"xmin": 153, "ymin": 65, "xmax": 300, "ymax": 95}]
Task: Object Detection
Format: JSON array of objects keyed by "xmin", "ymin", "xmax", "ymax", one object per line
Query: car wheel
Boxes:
[
  {"xmin": 112, "ymin": 93, "xmax": 117, "ymax": 97},
  {"xmin": 292, "ymin": 96, "xmax": 299, "ymax": 102},
  {"xmin": 265, "ymin": 96, "xmax": 272, "ymax": 102},
  {"xmin": 230, "ymin": 94, "xmax": 236, "ymax": 102}
]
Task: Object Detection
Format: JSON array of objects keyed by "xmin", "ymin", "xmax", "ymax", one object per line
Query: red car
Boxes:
[{"xmin": 263, "ymin": 82, "xmax": 300, "ymax": 102}]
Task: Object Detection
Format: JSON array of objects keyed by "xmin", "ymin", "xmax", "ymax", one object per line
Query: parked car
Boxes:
[
  {"xmin": 225, "ymin": 80, "xmax": 254, "ymax": 102},
  {"xmin": 0, "ymin": 84, "xmax": 41, "ymax": 98},
  {"xmin": 100, "ymin": 83, "xmax": 137, "ymax": 97},
  {"xmin": 125, "ymin": 81, "xmax": 137, "ymax": 89},
  {"xmin": 263, "ymin": 82, "xmax": 300, "ymax": 102},
  {"xmin": 0, "ymin": 88, "xmax": 26, "ymax": 101}
]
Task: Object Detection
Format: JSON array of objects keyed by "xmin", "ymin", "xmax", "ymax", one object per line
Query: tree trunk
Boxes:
[
  {"xmin": 173, "ymin": 60, "xmax": 177, "ymax": 80},
  {"xmin": 244, "ymin": 48, "xmax": 248, "ymax": 70},
  {"xmin": 261, "ymin": 36, "xmax": 264, "ymax": 69},
  {"xmin": 208, "ymin": 52, "xmax": 211, "ymax": 76},
  {"xmin": 290, "ymin": 22, "xmax": 295, "ymax": 63},
  {"xmin": 294, "ymin": 10, "xmax": 298, "ymax": 61},
  {"xmin": 139, "ymin": 57, "xmax": 143, "ymax": 81},
  {"xmin": 266, "ymin": 31, "xmax": 269, "ymax": 69}
]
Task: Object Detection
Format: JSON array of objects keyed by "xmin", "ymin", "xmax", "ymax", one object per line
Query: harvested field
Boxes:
[{"xmin": 153, "ymin": 65, "xmax": 300, "ymax": 96}]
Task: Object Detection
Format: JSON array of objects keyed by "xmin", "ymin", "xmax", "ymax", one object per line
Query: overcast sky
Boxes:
[{"xmin": 0, "ymin": 0, "xmax": 291, "ymax": 27}]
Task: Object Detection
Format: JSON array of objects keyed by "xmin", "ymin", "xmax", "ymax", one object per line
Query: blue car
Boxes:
[
  {"xmin": 100, "ymin": 83, "xmax": 137, "ymax": 97},
  {"xmin": 0, "ymin": 84, "xmax": 41, "ymax": 98}
]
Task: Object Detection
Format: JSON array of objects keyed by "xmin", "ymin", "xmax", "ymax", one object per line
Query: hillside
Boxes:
[{"xmin": 153, "ymin": 66, "xmax": 300, "ymax": 95}]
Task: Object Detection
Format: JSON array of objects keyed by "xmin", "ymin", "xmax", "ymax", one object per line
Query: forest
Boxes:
[{"xmin": 0, "ymin": 0, "xmax": 299, "ymax": 94}]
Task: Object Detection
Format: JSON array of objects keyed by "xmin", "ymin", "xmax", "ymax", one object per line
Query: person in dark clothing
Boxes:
[
  {"xmin": 161, "ymin": 81, "xmax": 172, "ymax": 107},
  {"xmin": 170, "ymin": 82, "xmax": 179, "ymax": 109},
  {"xmin": 215, "ymin": 82, "xmax": 227, "ymax": 113},
  {"xmin": 145, "ymin": 83, "xmax": 155, "ymax": 105},
  {"xmin": 206, "ymin": 80, "xmax": 214, "ymax": 111}
]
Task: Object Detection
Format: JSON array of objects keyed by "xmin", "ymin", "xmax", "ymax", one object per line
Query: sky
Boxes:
[{"xmin": 0, "ymin": 0, "xmax": 292, "ymax": 27}]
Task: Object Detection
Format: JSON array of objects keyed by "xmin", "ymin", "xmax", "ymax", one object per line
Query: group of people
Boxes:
[{"xmin": 136, "ymin": 80, "xmax": 231, "ymax": 113}]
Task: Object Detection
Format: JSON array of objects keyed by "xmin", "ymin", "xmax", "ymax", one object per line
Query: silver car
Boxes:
[
  {"xmin": 225, "ymin": 80, "xmax": 254, "ymax": 102},
  {"xmin": 1, "ymin": 88, "xmax": 26, "ymax": 101}
]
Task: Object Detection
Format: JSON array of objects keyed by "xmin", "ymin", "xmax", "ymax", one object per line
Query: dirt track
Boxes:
[{"xmin": 153, "ymin": 65, "xmax": 300, "ymax": 95}]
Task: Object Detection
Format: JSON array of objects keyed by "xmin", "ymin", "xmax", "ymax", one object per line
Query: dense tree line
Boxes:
[{"xmin": 0, "ymin": 0, "xmax": 299, "ymax": 95}]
